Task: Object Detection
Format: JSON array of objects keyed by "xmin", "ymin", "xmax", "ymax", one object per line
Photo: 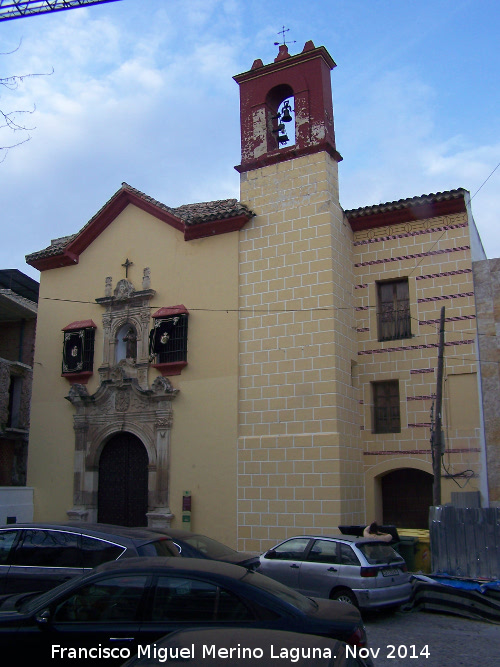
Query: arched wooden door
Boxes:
[
  {"xmin": 97, "ymin": 432, "xmax": 148, "ymax": 527},
  {"xmin": 382, "ymin": 468, "xmax": 433, "ymax": 529}
]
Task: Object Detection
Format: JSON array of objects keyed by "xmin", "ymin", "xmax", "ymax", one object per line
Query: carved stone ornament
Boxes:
[
  {"xmin": 115, "ymin": 390, "xmax": 130, "ymax": 412},
  {"xmin": 110, "ymin": 365, "xmax": 127, "ymax": 384},
  {"xmin": 105, "ymin": 276, "xmax": 112, "ymax": 297},
  {"xmin": 114, "ymin": 279, "xmax": 135, "ymax": 300},
  {"xmin": 67, "ymin": 383, "xmax": 90, "ymax": 400},
  {"xmin": 152, "ymin": 376, "xmax": 178, "ymax": 396},
  {"xmin": 66, "ymin": 375, "xmax": 178, "ymax": 528}
]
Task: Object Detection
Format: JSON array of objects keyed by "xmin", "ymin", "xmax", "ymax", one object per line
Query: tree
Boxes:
[{"xmin": 1, "ymin": 43, "xmax": 52, "ymax": 162}]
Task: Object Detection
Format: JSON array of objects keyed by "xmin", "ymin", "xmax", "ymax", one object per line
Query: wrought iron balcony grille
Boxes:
[
  {"xmin": 62, "ymin": 327, "xmax": 95, "ymax": 373},
  {"xmin": 377, "ymin": 306, "xmax": 411, "ymax": 342},
  {"xmin": 150, "ymin": 314, "xmax": 188, "ymax": 364}
]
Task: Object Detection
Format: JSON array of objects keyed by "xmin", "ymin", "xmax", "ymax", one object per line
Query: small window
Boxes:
[
  {"xmin": 216, "ymin": 587, "xmax": 254, "ymax": 621},
  {"xmin": 149, "ymin": 306, "xmax": 189, "ymax": 375},
  {"xmin": 267, "ymin": 538, "xmax": 310, "ymax": 561},
  {"xmin": 7, "ymin": 376, "xmax": 23, "ymax": 428},
  {"xmin": 11, "ymin": 529, "xmax": 81, "ymax": 568},
  {"xmin": 136, "ymin": 538, "xmax": 180, "ymax": 558},
  {"xmin": 0, "ymin": 530, "xmax": 19, "ymax": 565},
  {"xmin": 340, "ymin": 544, "xmax": 361, "ymax": 566},
  {"xmin": 373, "ymin": 380, "xmax": 401, "ymax": 434},
  {"xmin": 81, "ymin": 536, "xmax": 125, "ymax": 569},
  {"xmin": 308, "ymin": 539, "xmax": 339, "ymax": 564},
  {"xmin": 53, "ymin": 575, "xmax": 147, "ymax": 623},
  {"xmin": 152, "ymin": 576, "xmax": 217, "ymax": 622},
  {"xmin": 377, "ymin": 279, "xmax": 411, "ymax": 341},
  {"xmin": 62, "ymin": 320, "xmax": 96, "ymax": 374}
]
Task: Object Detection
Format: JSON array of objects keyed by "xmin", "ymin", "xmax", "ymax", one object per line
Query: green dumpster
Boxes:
[
  {"xmin": 397, "ymin": 535, "xmax": 418, "ymax": 572},
  {"xmin": 398, "ymin": 529, "xmax": 431, "ymax": 573}
]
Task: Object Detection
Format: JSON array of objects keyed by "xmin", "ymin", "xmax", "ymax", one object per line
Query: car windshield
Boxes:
[
  {"xmin": 241, "ymin": 570, "xmax": 317, "ymax": 614},
  {"xmin": 357, "ymin": 542, "xmax": 401, "ymax": 564},
  {"xmin": 183, "ymin": 535, "xmax": 238, "ymax": 558},
  {"xmin": 137, "ymin": 539, "xmax": 180, "ymax": 557}
]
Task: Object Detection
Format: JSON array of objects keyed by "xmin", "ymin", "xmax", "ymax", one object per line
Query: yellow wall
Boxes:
[
  {"xmin": 354, "ymin": 211, "xmax": 483, "ymax": 517},
  {"xmin": 28, "ymin": 204, "xmax": 240, "ymax": 546}
]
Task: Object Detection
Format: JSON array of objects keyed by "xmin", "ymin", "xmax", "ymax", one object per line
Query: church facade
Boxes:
[{"xmin": 26, "ymin": 41, "xmax": 491, "ymax": 553}]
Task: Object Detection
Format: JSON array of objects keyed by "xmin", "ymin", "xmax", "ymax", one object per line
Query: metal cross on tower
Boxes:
[{"xmin": 274, "ymin": 26, "xmax": 296, "ymax": 47}]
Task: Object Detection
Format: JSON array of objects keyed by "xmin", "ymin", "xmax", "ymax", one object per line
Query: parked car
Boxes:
[
  {"xmin": 257, "ymin": 535, "xmax": 411, "ymax": 610},
  {"xmin": 0, "ymin": 557, "xmax": 368, "ymax": 664},
  {"xmin": 0, "ymin": 522, "xmax": 179, "ymax": 594},
  {"xmin": 122, "ymin": 627, "xmax": 371, "ymax": 667},
  {"xmin": 165, "ymin": 527, "xmax": 260, "ymax": 569}
]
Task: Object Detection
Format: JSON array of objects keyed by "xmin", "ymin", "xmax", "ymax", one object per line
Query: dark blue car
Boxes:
[{"xmin": 0, "ymin": 557, "xmax": 367, "ymax": 664}]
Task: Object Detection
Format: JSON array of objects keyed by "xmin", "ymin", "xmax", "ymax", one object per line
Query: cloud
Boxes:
[
  {"xmin": 336, "ymin": 65, "xmax": 500, "ymax": 257},
  {"xmin": 1, "ymin": 0, "xmax": 498, "ymax": 283}
]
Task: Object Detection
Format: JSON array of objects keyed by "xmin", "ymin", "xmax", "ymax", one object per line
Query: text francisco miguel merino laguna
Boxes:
[{"xmin": 51, "ymin": 642, "xmax": 361, "ymax": 662}]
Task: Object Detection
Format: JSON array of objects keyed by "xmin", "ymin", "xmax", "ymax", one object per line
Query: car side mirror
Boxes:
[
  {"xmin": 264, "ymin": 549, "xmax": 277, "ymax": 559},
  {"xmin": 35, "ymin": 609, "xmax": 51, "ymax": 625}
]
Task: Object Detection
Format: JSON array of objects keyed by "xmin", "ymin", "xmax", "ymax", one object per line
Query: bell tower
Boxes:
[
  {"xmin": 234, "ymin": 40, "xmax": 342, "ymax": 172},
  {"xmin": 234, "ymin": 42, "xmax": 362, "ymax": 553}
]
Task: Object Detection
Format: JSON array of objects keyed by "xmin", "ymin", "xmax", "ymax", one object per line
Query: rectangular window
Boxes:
[
  {"xmin": 150, "ymin": 313, "xmax": 188, "ymax": 364},
  {"xmin": 7, "ymin": 376, "xmax": 23, "ymax": 428},
  {"xmin": 62, "ymin": 327, "xmax": 95, "ymax": 374},
  {"xmin": 373, "ymin": 380, "xmax": 400, "ymax": 433},
  {"xmin": 377, "ymin": 279, "xmax": 411, "ymax": 341}
]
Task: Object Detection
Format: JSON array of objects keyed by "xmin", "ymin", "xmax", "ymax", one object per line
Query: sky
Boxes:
[{"xmin": 1, "ymin": 0, "xmax": 499, "ymax": 282}]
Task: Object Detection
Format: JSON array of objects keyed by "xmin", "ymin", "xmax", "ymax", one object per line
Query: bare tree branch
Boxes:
[{"xmin": 1, "ymin": 40, "xmax": 53, "ymax": 160}]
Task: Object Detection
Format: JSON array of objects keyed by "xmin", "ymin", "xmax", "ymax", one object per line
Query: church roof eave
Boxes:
[{"xmin": 26, "ymin": 183, "xmax": 255, "ymax": 271}]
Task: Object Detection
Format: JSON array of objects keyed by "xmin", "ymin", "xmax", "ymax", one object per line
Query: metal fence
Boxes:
[{"xmin": 430, "ymin": 505, "xmax": 500, "ymax": 580}]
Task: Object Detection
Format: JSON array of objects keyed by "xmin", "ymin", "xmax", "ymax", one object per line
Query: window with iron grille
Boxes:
[
  {"xmin": 149, "ymin": 313, "xmax": 188, "ymax": 364},
  {"xmin": 62, "ymin": 326, "xmax": 95, "ymax": 374},
  {"xmin": 377, "ymin": 279, "xmax": 411, "ymax": 342},
  {"xmin": 372, "ymin": 380, "xmax": 400, "ymax": 434}
]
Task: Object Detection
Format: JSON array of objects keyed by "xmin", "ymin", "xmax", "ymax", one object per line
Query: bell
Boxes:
[
  {"xmin": 277, "ymin": 133, "xmax": 289, "ymax": 144},
  {"xmin": 272, "ymin": 123, "xmax": 285, "ymax": 134},
  {"xmin": 281, "ymin": 101, "xmax": 293, "ymax": 123}
]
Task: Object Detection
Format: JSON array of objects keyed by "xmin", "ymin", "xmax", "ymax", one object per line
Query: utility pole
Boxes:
[{"xmin": 432, "ymin": 306, "xmax": 445, "ymax": 506}]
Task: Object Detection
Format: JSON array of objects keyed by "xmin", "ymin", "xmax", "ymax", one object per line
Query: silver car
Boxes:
[{"xmin": 257, "ymin": 535, "xmax": 412, "ymax": 611}]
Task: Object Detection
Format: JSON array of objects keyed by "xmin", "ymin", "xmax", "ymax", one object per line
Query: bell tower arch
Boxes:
[{"xmin": 234, "ymin": 40, "xmax": 342, "ymax": 172}]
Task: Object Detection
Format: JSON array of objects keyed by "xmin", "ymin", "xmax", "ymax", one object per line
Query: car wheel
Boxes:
[{"xmin": 331, "ymin": 588, "xmax": 358, "ymax": 607}]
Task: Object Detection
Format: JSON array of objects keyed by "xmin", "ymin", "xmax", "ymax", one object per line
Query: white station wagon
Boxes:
[{"xmin": 257, "ymin": 535, "xmax": 412, "ymax": 611}]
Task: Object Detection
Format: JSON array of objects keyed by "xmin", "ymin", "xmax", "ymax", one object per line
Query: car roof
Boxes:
[
  {"xmin": 93, "ymin": 556, "xmax": 249, "ymax": 578},
  {"xmin": 0, "ymin": 522, "xmax": 171, "ymax": 545},
  {"xmin": 158, "ymin": 527, "xmax": 200, "ymax": 540},
  {"xmin": 279, "ymin": 534, "xmax": 392, "ymax": 546}
]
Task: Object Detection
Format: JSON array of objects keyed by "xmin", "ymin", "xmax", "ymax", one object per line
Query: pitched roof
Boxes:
[
  {"xmin": 26, "ymin": 183, "xmax": 254, "ymax": 271},
  {"xmin": 345, "ymin": 189, "xmax": 468, "ymax": 231}
]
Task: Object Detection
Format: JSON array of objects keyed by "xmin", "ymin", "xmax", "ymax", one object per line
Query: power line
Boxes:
[{"xmin": 471, "ymin": 160, "xmax": 500, "ymax": 200}]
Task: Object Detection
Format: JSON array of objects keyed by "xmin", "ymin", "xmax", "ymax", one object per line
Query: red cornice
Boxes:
[
  {"xmin": 151, "ymin": 361, "xmax": 187, "ymax": 377},
  {"xmin": 152, "ymin": 305, "xmax": 189, "ymax": 318},
  {"xmin": 66, "ymin": 189, "xmax": 184, "ymax": 256},
  {"xmin": 28, "ymin": 189, "xmax": 253, "ymax": 272},
  {"xmin": 184, "ymin": 214, "xmax": 250, "ymax": 240},
  {"xmin": 233, "ymin": 45, "xmax": 336, "ymax": 84},
  {"xmin": 61, "ymin": 370, "xmax": 93, "ymax": 385},
  {"xmin": 346, "ymin": 196, "xmax": 466, "ymax": 232},
  {"xmin": 235, "ymin": 142, "xmax": 342, "ymax": 174},
  {"xmin": 62, "ymin": 319, "xmax": 97, "ymax": 331}
]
